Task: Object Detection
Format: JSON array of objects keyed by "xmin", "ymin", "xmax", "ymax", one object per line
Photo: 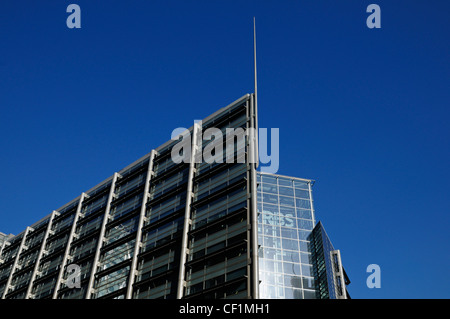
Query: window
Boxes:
[
  {"xmin": 263, "ymin": 193, "xmax": 278, "ymax": 205},
  {"xmin": 94, "ymin": 266, "xmax": 130, "ymax": 298},
  {"xmin": 298, "ymin": 230, "xmax": 311, "ymax": 241},
  {"xmin": 301, "ymin": 264, "xmax": 313, "ymax": 277},
  {"xmin": 303, "ymin": 289, "xmax": 316, "ymax": 299},
  {"xmin": 262, "ymin": 183, "xmax": 278, "ymax": 194},
  {"xmin": 296, "ymin": 199, "xmax": 311, "ymax": 210},
  {"xmin": 262, "ymin": 175, "xmax": 277, "ymax": 185},
  {"xmin": 293, "ymin": 180, "xmax": 309, "ymax": 189},
  {"xmin": 295, "ymin": 188, "xmax": 310, "ymax": 199},
  {"xmin": 296, "ymin": 209, "xmax": 312, "ymax": 220},
  {"xmin": 282, "ymin": 250, "xmax": 300, "ymax": 263},
  {"xmin": 281, "ymin": 227, "xmax": 297, "ymax": 240},
  {"xmin": 262, "ymin": 203, "xmax": 278, "ymax": 215},
  {"xmin": 279, "ymin": 196, "xmax": 294, "ymax": 207},
  {"xmin": 105, "ymin": 216, "xmax": 139, "ymax": 244},
  {"xmin": 282, "ymin": 238, "xmax": 299, "ymax": 251},
  {"xmin": 277, "ymin": 178, "xmax": 292, "ymax": 187},
  {"xmin": 298, "ymin": 219, "xmax": 313, "ymax": 231},
  {"xmin": 283, "ymin": 262, "xmax": 301, "ymax": 276},
  {"xmin": 278, "ymin": 186, "xmax": 294, "ymax": 197}
]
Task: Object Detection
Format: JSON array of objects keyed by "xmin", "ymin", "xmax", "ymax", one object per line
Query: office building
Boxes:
[
  {"xmin": 0, "ymin": 94, "xmax": 349, "ymax": 299},
  {"xmin": 256, "ymin": 173, "xmax": 349, "ymax": 299}
]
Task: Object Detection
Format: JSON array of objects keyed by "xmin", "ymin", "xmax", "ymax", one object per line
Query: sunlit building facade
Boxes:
[
  {"xmin": 0, "ymin": 94, "xmax": 349, "ymax": 299},
  {"xmin": 256, "ymin": 173, "xmax": 317, "ymax": 299}
]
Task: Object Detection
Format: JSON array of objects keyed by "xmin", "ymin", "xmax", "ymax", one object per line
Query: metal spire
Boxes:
[{"xmin": 253, "ymin": 17, "xmax": 258, "ymax": 111}]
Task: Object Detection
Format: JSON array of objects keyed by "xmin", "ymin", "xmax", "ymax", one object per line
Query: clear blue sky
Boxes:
[{"xmin": 0, "ymin": 0, "xmax": 448, "ymax": 299}]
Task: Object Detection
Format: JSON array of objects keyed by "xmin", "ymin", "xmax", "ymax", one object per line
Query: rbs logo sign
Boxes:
[{"xmin": 261, "ymin": 211, "xmax": 295, "ymax": 228}]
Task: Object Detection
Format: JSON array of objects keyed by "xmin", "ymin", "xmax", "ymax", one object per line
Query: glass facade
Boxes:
[
  {"xmin": 0, "ymin": 94, "xmax": 259, "ymax": 299},
  {"xmin": 256, "ymin": 173, "xmax": 317, "ymax": 299},
  {"xmin": 308, "ymin": 222, "xmax": 350, "ymax": 299}
]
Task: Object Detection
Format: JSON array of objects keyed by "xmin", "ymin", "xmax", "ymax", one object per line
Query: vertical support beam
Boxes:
[
  {"xmin": 125, "ymin": 151, "xmax": 156, "ymax": 299},
  {"xmin": 52, "ymin": 194, "xmax": 86, "ymax": 299},
  {"xmin": 176, "ymin": 123, "xmax": 200, "ymax": 299},
  {"xmin": 249, "ymin": 93, "xmax": 260, "ymax": 299},
  {"xmin": 1, "ymin": 227, "xmax": 31, "ymax": 299},
  {"xmin": 308, "ymin": 181, "xmax": 316, "ymax": 226},
  {"xmin": 26, "ymin": 211, "xmax": 59, "ymax": 299},
  {"xmin": 85, "ymin": 173, "xmax": 119, "ymax": 299}
]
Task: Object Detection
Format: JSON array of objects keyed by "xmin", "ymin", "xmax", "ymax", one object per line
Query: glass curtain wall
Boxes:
[{"xmin": 257, "ymin": 173, "xmax": 317, "ymax": 299}]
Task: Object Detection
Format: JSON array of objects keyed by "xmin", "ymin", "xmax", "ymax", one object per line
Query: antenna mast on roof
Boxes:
[
  {"xmin": 250, "ymin": 17, "xmax": 260, "ymax": 299},
  {"xmin": 253, "ymin": 17, "xmax": 258, "ymax": 113},
  {"xmin": 252, "ymin": 17, "xmax": 259, "ymax": 168}
]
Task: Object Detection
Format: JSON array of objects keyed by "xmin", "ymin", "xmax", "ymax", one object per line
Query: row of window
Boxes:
[
  {"xmin": 186, "ymin": 254, "xmax": 247, "ymax": 296},
  {"xmin": 259, "ymin": 259, "xmax": 313, "ymax": 278},
  {"xmin": 94, "ymin": 266, "xmax": 130, "ymax": 298},
  {"xmin": 259, "ymin": 246, "xmax": 312, "ymax": 262},
  {"xmin": 259, "ymin": 206, "xmax": 313, "ymax": 221},
  {"xmin": 258, "ymin": 174, "xmax": 310, "ymax": 190},
  {"xmin": 259, "ymin": 283, "xmax": 316, "ymax": 299},
  {"xmin": 191, "ymin": 187, "xmax": 247, "ymax": 229},
  {"xmin": 259, "ymin": 193, "xmax": 312, "ymax": 209},
  {"xmin": 259, "ymin": 214, "xmax": 314, "ymax": 231},
  {"xmin": 258, "ymin": 184, "xmax": 310, "ymax": 199},
  {"xmin": 195, "ymin": 165, "xmax": 246, "ymax": 201},
  {"xmin": 134, "ymin": 280, "xmax": 172, "ymax": 299},
  {"xmin": 259, "ymin": 271, "xmax": 316, "ymax": 290}
]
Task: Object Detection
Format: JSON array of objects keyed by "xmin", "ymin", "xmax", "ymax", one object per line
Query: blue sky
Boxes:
[{"xmin": 0, "ymin": 1, "xmax": 448, "ymax": 299}]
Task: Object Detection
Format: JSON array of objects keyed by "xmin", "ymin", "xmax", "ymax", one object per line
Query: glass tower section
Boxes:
[{"xmin": 256, "ymin": 172, "xmax": 317, "ymax": 299}]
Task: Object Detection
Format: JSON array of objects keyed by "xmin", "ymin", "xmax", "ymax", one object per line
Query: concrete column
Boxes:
[
  {"xmin": 85, "ymin": 173, "xmax": 119, "ymax": 299},
  {"xmin": 52, "ymin": 193, "xmax": 86, "ymax": 299},
  {"xmin": 125, "ymin": 151, "xmax": 156, "ymax": 299},
  {"xmin": 176, "ymin": 123, "xmax": 200, "ymax": 299}
]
